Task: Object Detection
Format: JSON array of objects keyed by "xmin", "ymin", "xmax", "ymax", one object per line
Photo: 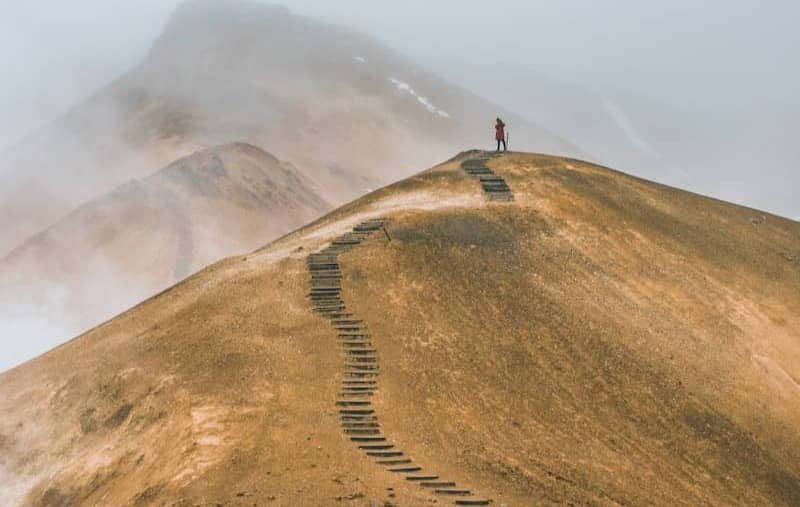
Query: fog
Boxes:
[
  {"xmin": 3, "ymin": 1, "xmax": 798, "ymax": 144},
  {"xmin": 1, "ymin": 0, "xmax": 799, "ymax": 371}
]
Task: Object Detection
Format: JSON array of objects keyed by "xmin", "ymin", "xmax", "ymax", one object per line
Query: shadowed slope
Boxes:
[{"xmin": 1, "ymin": 152, "xmax": 798, "ymax": 506}]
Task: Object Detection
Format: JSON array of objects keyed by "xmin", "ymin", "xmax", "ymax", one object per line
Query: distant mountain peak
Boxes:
[
  {"xmin": 169, "ymin": 0, "xmax": 290, "ymax": 24},
  {"xmin": 0, "ymin": 0, "xmax": 577, "ymax": 260},
  {"xmin": 152, "ymin": 0, "xmax": 293, "ymax": 53}
]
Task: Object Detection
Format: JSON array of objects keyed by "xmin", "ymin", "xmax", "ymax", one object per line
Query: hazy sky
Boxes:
[{"xmin": 2, "ymin": 0, "xmax": 798, "ymax": 149}]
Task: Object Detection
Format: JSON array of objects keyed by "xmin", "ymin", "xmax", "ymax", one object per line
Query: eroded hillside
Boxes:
[{"xmin": 1, "ymin": 152, "xmax": 798, "ymax": 506}]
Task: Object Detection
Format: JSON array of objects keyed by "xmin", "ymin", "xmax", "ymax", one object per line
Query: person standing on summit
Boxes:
[{"xmin": 495, "ymin": 118, "xmax": 507, "ymax": 152}]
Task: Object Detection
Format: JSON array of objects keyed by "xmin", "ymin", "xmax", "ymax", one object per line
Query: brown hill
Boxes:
[
  {"xmin": 1, "ymin": 152, "xmax": 798, "ymax": 506},
  {"xmin": 0, "ymin": 142, "xmax": 327, "ymax": 371},
  {"xmin": 0, "ymin": 0, "xmax": 577, "ymax": 257}
]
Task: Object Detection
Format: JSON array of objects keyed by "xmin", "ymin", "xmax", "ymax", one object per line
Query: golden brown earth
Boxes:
[{"xmin": 1, "ymin": 152, "xmax": 799, "ymax": 506}]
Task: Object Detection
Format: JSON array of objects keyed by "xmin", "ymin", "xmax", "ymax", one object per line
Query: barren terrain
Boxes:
[{"xmin": 1, "ymin": 152, "xmax": 798, "ymax": 506}]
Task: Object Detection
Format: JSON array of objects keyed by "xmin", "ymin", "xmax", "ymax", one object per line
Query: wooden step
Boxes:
[
  {"xmin": 376, "ymin": 459, "xmax": 412, "ymax": 465},
  {"xmin": 389, "ymin": 466, "xmax": 422, "ymax": 473},
  {"xmin": 455, "ymin": 499, "xmax": 491, "ymax": 506},
  {"xmin": 406, "ymin": 475, "xmax": 439, "ymax": 481},
  {"xmin": 365, "ymin": 450, "xmax": 403, "ymax": 457},
  {"xmin": 434, "ymin": 488, "xmax": 471, "ymax": 496},
  {"xmin": 350, "ymin": 435, "xmax": 387, "ymax": 442}
]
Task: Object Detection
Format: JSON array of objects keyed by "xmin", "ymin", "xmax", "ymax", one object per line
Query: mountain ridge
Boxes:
[
  {"xmin": 0, "ymin": 142, "xmax": 328, "ymax": 372},
  {"xmin": 2, "ymin": 151, "xmax": 798, "ymax": 506}
]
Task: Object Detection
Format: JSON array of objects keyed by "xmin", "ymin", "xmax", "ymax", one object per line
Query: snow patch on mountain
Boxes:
[{"xmin": 389, "ymin": 78, "xmax": 450, "ymax": 118}]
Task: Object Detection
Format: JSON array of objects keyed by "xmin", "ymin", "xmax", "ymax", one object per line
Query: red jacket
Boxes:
[{"xmin": 495, "ymin": 120, "xmax": 506, "ymax": 141}]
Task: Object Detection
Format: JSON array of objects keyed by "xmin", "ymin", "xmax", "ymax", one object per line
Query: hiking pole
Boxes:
[{"xmin": 506, "ymin": 130, "xmax": 510, "ymax": 151}]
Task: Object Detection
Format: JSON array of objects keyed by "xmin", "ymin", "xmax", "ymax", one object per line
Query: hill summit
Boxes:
[{"xmin": 2, "ymin": 152, "xmax": 798, "ymax": 506}]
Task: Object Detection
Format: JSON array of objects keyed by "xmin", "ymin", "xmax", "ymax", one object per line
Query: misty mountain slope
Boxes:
[
  {"xmin": 1, "ymin": 152, "xmax": 798, "ymax": 506},
  {"xmin": 0, "ymin": 143, "xmax": 327, "ymax": 371},
  {"xmin": 0, "ymin": 0, "xmax": 577, "ymax": 257}
]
